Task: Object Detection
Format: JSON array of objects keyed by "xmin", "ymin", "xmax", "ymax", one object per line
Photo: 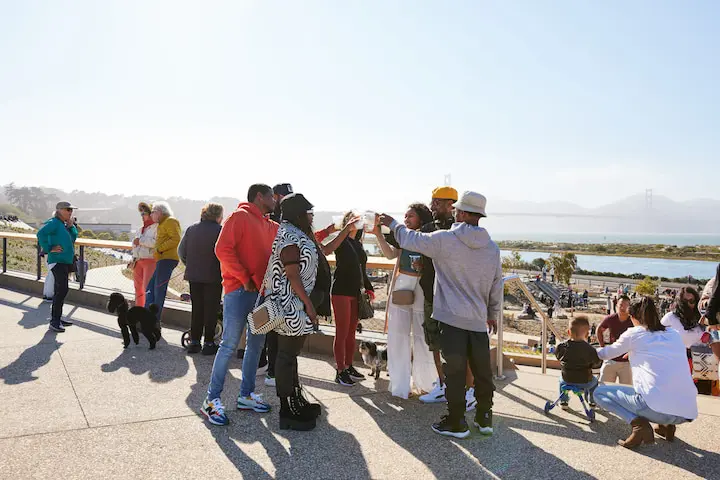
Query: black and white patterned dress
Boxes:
[{"xmin": 264, "ymin": 222, "xmax": 318, "ymax": 336}]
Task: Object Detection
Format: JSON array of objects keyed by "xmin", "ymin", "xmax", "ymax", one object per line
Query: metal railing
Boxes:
[{"xmin": 1, "ymin": 231, "xmax": 522, "ymax": 369}]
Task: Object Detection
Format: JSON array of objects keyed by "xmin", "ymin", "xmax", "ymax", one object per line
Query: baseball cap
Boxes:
[
  {"xmin": 56, "ymin": 201, "xmax": 78, "ymax": 210},
  {"xmin": 280, "ymin": 193, "xmax": 313, "ymax": 219},
  {"xmin": 431, "ymin": 186, "xmax": 458, "ymax": 201},
  {"xmin": 273, "ymin": 183, "xmax": 293, "ymax": 196}
]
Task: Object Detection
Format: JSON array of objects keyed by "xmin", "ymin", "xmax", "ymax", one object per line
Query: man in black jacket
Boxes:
[
  {"xmin": 256, "ymin": 183, "xmax": 294, "ymax": 385},
  {"xmin": 417, "ymin": 186, "xmax": 479, "ymax": 407}
]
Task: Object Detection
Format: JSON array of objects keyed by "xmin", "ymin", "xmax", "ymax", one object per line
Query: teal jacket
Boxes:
[{"xmin": 36, "ymin": 217, "xmax": 78, "ymax": 265}]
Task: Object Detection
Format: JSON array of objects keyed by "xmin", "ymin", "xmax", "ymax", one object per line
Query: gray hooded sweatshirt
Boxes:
[{"xmin": 391, "ymin": 220, "xmax": 503, "ymax": 333}]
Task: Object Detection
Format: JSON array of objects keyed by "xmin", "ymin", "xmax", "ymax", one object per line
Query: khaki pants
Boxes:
[{"xmin": 600, "ymin": 360, "xmax": 633, "ymax": 385}]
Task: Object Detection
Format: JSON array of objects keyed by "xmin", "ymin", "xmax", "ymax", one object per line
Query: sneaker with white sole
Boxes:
[
  {"xmin": 465, "ymin": 387, "xmax": 477, "ymax": 412},
  {"xmin": 256, "ymin": 364, "xmax": 268, "ymax": 377},
  {"xmin": 237, "ymin": 392, "xmax": 271, "ymax": 413},
  {"xmin": 419, "ymin": 381, "xmax": 447, "ymax": 404},
  {"xmin": 264, "ymin": 374, "xmax": 276, "ymax": 387},
  {"xmin": 431, "ymin": 415, "xmax": 471, "ymax": 439},
  {"xmin": 201, "ymin": 397, "xmax": 228, "ymax": 426},
  {"xmin": 473, "ymin": 410, "xmax": 493, "ymax": 435}
]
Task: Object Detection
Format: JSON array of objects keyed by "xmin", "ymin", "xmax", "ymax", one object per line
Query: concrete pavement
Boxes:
[{"xmin": 1, "ymin": 286, "xmax": 719, "ymax": 480}]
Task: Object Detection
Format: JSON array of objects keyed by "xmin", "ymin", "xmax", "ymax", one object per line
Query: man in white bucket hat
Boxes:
[{"xmin": 380, "ymin": 191, "xmax": 502, "ymax": 439}]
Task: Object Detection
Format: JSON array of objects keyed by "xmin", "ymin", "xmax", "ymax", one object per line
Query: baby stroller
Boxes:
[
  {"xmin": 544, "ymin": 384, "xmax": 596, "ymax": 422},
  {"xmin": 180, "ymin": 297, "xmax": 224, "ymax": 348}
]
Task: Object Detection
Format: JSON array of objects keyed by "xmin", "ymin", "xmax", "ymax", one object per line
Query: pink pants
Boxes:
[{"xmin": 133, "ymin": 258, "xmax": 157, "ymax": 307}]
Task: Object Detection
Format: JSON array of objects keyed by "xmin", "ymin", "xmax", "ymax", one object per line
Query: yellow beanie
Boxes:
[{"xmin": 431, "ymin": 186, "xmax": 458, "ymax": 201}]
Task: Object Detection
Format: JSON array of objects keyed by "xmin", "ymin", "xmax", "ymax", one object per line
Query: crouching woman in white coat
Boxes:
[
  {"xmin": 373, "ymin": 204, "xmax": 436, "ymax": 399},
  {"xmin": 594, "ymin": 296, "xmax": 698, "ymax": 450}
]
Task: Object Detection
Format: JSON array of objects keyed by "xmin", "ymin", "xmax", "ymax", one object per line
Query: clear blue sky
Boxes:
[{"xmin": 1, "ymin": 1, "xmax": 718, "ymax": 211}]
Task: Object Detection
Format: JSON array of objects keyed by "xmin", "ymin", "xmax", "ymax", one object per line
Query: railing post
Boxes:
[
  {"xmin": 79, "ymin": 245, "xmax": 85, "ymax": 289},
  {"xmin": 2, "ymin": 238, "xmax": 6, "ymax": 273},
  {"xmin": 36, "ymin": 243, "xmax": 42, "ymax": 280}
]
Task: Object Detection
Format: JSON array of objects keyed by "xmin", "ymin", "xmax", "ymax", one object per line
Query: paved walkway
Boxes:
[
  {"xmin": 84, "ymin": 264, "xmax": 182, "ymax": 298},
  {"xmin": 1, "ymin": 287, "xmax": 719, "ymax": 480}
]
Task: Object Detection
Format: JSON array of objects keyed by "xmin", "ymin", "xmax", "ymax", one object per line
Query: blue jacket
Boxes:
[{"xmin": 37, "ymin": 217, "xmax": 78, "ymax": 265}]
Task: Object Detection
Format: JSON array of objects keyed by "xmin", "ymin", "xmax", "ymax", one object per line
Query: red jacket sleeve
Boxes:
[
  {"xmin": 314, "ymin": 226, "xmax": 332, "ymax": 243},
  {"xmin": 215, "ymin": 213, "xmax": 250, "ymax": 286}
]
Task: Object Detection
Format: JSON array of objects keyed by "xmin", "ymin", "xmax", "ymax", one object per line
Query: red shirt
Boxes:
[
  {"xmin": 214, "ymin": 202, "xmax": 279, "ymax": 294},
  {"xmin": 599, "ymin": 313, "xmax": 633, "ymax": 362}
]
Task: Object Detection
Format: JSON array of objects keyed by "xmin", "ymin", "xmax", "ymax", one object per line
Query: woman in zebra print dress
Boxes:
[{"xmin": 266, "ymin": 193, "xmax": 322, "ymax": 431}]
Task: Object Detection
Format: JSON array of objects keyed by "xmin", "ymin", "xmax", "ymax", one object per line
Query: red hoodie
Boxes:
[{"xmin": 214, "ymin": 202, "xmax": 279, "ymax": 293}]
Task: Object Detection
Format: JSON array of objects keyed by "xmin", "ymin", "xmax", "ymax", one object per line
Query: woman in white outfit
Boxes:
[
  {"xmin": 661, "ymin": 286, "xmax": 705, "ymax": 349},
  {"xmin": 373, "ymin": 204, "xmax": 437, "ymax": 399}
]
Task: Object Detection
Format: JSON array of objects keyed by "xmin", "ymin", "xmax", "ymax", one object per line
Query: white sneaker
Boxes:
[
  {"xmin": 465, "ymin": 387, "xmax": 477, "ymax": 412},
  {"xmin": 264, "ymin": 374, "xmax": 276, "ymax": 387},
  {"xmin": 256, "ymin": 364, "xmax": 268, "ymax": 377},
  {"xmin": 419, "ymin": 381, "xmax": 447, "ymax": 404}
]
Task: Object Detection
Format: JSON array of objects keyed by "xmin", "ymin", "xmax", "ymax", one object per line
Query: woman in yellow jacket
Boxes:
[{"xmin": 146, "ymin": 201, "xmax": 181, "ymax": 333}]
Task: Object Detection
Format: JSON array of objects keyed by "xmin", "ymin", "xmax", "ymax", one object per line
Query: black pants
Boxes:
[
  {"xmin": 51, "ymin": 263, "xmax": 71, "ymax": 324},
  {"xmin": 189, "ymin": 282, "xmax": 222, "ymax": 344},
  {"xmin": 259, "ymin": 331, "xmax": 279, "ymax": 376},
  {"xmin": 275, "ymin": 334, "xmax": 306, "ymax": 397},
  {"xmin": 439, "ymin": 323, "xmax": 495, "ymax": 422}
]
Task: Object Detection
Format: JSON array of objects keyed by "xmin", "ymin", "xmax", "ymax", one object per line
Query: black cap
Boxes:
[
  {"xmin": 273, "ymin": 183, "xmax": 293, "ymax": 196},
  {"xmin": 280, "ymin": 193, "xmax": 313, "ymax": 220}
]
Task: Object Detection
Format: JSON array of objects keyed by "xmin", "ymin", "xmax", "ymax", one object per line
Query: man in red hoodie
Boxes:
[{"xmin": 201, "ymin": 184, "xmax": 279, "ymax": 426}]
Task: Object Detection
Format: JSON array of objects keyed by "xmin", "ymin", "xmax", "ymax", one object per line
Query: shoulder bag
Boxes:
[
  {"xmin": 247, "ymin": 268, "xmax": 287, "ymax": 335},
  {"xmin": 348, "ymin": 240, "xmax": 375, "ymax": 320}
]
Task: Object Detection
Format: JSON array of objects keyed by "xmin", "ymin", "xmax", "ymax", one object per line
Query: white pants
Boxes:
[
  {"xmin": 44, "ymin": 262, "xmax": 56, "ymax": 299},
  {"xmin": 600, "ymin": 360, "xmax": 633, "ymax": 385},
  {"xmin": 387, "ymin": 283, "xmax": 437, "ymax": 399}
]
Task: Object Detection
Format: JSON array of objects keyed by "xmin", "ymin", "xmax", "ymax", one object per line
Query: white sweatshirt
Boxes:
[
  {"xmin": 597, "ymin": 326, "xmax": 698, "ymax": 421},
  {"xmin": 660, "ymin": 312, "xmax": 704, "ymax": 349}
]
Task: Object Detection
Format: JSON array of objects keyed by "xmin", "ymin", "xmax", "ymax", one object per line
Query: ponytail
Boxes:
[{"xmin": 629, "ymin": 296, "xmax": 665, "ymax": 332}]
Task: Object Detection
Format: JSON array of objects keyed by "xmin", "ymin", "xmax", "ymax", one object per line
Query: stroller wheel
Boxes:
[
  {"xmin": 181, "ymin": 330, "xmax": 191, "ymax": 348},
  {"xmin": 544, "ymin": 401, "xmax": 553, "ymax": 414}
]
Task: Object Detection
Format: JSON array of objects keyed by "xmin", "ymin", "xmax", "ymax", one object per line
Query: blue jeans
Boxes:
[
  {"xmin": 207, "ymin": 288, "xmax": 266, "ymax": 400},
  {"xmin": 145, "ymin": 259, "xmax": 178, "ymax": 322},
  {"xmin": 559, "ymin": 376, "xmax": 598, "ymax": 403},
  {"xmin": 594, "ymin": 384, "xmax": 690, "ymax": 425}
]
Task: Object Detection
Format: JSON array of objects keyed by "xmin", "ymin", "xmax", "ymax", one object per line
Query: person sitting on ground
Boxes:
[
  {"xmin": 554, "ymin": 316, "xmax": 602, "ymax": 410},
  {"xmin": 131, "ymin": 202, "xmax": 157, "ymax": 307},
  {"xmin": 178, "ymin": 202, "xmax": 224, "ymax": 355},
  {"xmin": 145, "ymin": 201, "xmax": 181, "ymax": 333},
  {"xmin": 596, "ymin": 295, "xmax": 633, "ymax": 385},
  {"xmin": 594, "ymin": 296, "xmax": 698, "ymax": 449},
  {"xmin": 373, "ymin": 203, "xmax": 437, "ymax": 399}
]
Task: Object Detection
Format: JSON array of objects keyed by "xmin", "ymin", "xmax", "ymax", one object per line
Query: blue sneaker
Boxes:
[
  {"xmin": 201, "ymin": 397, "xmax": 228, "ymax": 426},
  {"xmin": 237, "ymin": 392, "xmax": 271, "ymax": 413}
]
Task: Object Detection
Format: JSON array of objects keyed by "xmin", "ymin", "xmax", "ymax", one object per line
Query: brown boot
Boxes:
[
  {"xmin": 618, "ymin": 418, "xmax": 655, "ymax": 449},
  {"xmin": 654, "ymin": 424, "xmax": 676, "ymax": 442}
]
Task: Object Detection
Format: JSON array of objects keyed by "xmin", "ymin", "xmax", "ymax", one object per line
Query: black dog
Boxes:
[{"xmin": 107, "ymin": 292, "xmax": 159, "ymax": 349}]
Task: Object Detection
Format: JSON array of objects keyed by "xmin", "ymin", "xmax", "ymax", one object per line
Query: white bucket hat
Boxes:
[{"xmin": 453, "ymin": 191, "xmax": 487, "ymax": 216}]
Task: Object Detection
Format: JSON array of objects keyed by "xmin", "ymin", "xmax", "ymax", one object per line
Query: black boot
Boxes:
[
  {"xmin": 279, "ymin": 396, "xmax": 316, "ymax": 431},
  {"xmin": 295, "ymin": 386, "xmax": 321, "ymax": 418}
]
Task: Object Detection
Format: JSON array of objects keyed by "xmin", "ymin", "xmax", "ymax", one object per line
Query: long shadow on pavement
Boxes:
[
  {"xmin": 101, "ymin": 341, "xmax": 189, "ymax": 383},
  {"xmin": 502, "ymin": 382, "xmax": 720, "ymax": 479},
  {"xmin": 0, "ymin": 330, "xmax": 61, "ymax": 385},
  {"xmin": 298, "ymin": 360, "xmax": 595, "ymax": 479},
  {"xmin": 185, "ymin": 354, "xmax": 371, "ymax": 480}
]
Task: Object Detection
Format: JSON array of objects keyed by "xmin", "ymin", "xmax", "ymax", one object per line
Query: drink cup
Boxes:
[
  {"xmin": 332, "ymin": 215, "xmax": 344, "ymax": 230},
  {"xmin": 363, "ymin": 211, "xmax": 376, "ymax": 232}
]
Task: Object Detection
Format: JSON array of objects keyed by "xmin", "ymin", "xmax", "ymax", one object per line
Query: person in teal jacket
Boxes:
[{"xmin": 37, "ymin": 201, "xmax": 79, "ymax": 332}]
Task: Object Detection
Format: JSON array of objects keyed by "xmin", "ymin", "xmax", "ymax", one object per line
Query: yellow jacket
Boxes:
[{"xmin": 154, "ymin": 216, "xmax": 181, "ymax": 261}]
